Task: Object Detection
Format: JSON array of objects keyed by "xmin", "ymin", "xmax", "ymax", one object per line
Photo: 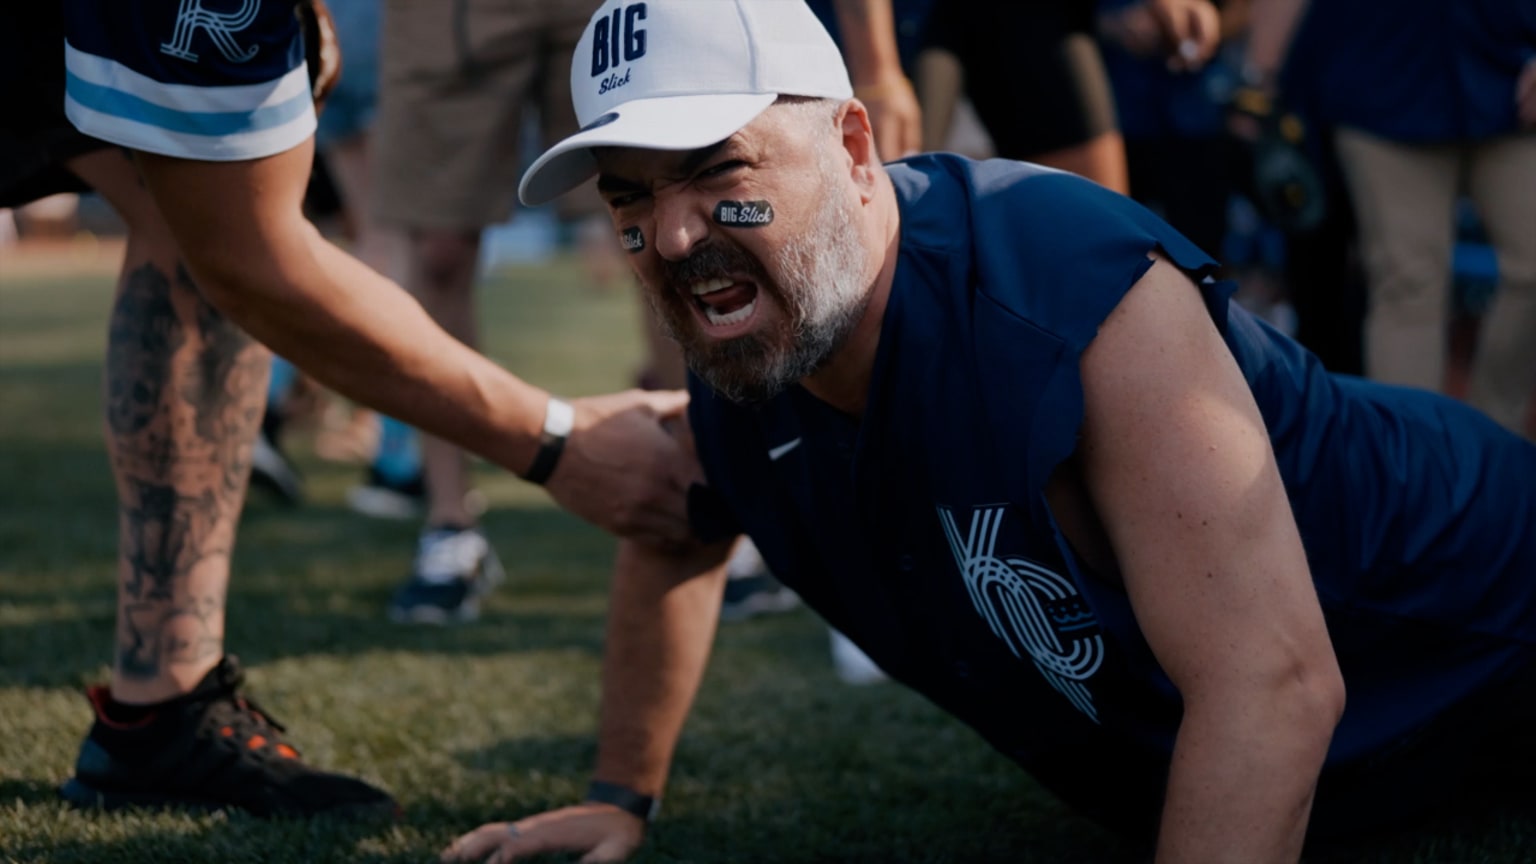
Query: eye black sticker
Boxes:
[
  {"xmin": 620, "ymin": 225, "xmax": 645, "ymax": 253},
  {"xmin": 713, "ymin": 200, "xmax": 774, "ymax": 227}
]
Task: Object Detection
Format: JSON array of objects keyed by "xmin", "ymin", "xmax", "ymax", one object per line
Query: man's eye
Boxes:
[
  {"xmin": 700, "ymin": 160, "xmax": 746, "ymax": 178},
  {"xmin": 608, "ymin": 192, "xmax": 647, "ymax": 208}
]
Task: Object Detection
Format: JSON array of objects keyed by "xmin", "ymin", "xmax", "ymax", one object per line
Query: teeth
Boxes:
[
  {"xmin": 704, "ymin": 297, "xmax": 757, "ymax": 326},
  {"xmin": 690, "ymin": 277, "xmax": 734, "ymax": 296}
]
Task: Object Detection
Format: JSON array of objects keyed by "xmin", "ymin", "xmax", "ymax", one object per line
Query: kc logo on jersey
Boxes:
[
  {"xmin": 938, "ymin": 504, "xmax": 1104, "ymax": 722},
  {"xmin": 591, "ymin": 3, "xmax": 647, "ymax": 95},
  {"xmin": 160, "ymin": 0, "xmax": 259, "ymax": 63}
]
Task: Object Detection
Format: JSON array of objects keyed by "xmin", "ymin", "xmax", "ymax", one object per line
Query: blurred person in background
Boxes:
[
  {"xmin": 369, "ymin": 0, "xmax": 628, "ymax": 623},
  {"xmin": 2, "ymin": 0, "xmax": 696, "ymax": 818},
  {"xmin": 1249, "ymin": 0, "xmax": 1536, "ymax": 438},
  {"xmin": 1097, "ymin": 0, "xmax": 1249, "ymax": 261},
  {"xmin": 1225, "ymin": 0, "xmax": 1367, "ymax": 376},
  {"xmin": 916, "ymin": 0, "xmax": 1222, "ymax": 193},
  {"xmin": 254, "ymin": 0, "xmax": 423, "ymax": 515}
]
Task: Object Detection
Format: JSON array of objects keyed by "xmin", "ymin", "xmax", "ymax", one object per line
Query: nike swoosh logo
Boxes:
[{"xmin": 768, "ymin": 438, "xmax": 803, "ymax": 461}]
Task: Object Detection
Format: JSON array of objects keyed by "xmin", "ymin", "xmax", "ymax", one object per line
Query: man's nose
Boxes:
[{"xmin": 650, "ymin": 193, "xmax": 711, "ymax": 261}]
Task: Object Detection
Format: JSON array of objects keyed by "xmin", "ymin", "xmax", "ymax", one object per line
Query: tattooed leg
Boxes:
[{"xmin": 71, "ymin": 149, "xmax": 271, "ymax": 704}]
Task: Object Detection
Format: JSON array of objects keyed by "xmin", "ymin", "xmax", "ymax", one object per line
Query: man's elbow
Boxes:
[
  {"xmin": 176, "ymin": 225, "xmax": 322, "ymax": 329},
  {"xmin": 1281, "ymin": 653, "xmax": 1347, "ymax": 757}
]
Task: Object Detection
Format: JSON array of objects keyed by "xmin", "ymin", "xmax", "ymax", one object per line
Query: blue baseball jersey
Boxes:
[
  {"xmin": 689, "ymin": 155, "xmax": 1536, "ymax": 785},
  {"xmin": 62, "ymin": 0, "xmax": 315, "ymax": 160}
]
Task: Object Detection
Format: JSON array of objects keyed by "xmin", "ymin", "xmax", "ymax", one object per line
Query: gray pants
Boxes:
[{"xmin": 1336, "ymin": 127, "xmax": 1536, "ymax": 436}]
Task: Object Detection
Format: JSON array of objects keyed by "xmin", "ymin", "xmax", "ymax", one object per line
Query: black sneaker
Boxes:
[
  {"xmin": 346, "ymin": 467, "xmax": 426, "ymax": 521},
  {"xmin": 59, "ymin": 656, "xmax": 397, "ymax": 819},
  {"xmin": 387, "ymin": 526, "xmax": 505, "ymax": 624}
]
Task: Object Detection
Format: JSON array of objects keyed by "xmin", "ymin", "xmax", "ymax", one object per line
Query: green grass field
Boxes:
[{"xmin": 2, "ymin": 252, "xmax": 1531, "ymax": 863}]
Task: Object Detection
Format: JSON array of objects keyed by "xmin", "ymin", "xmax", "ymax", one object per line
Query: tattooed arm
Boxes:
[{"xmin": 131, "ymin": 140, "xmax": 697, "ymax": 545}]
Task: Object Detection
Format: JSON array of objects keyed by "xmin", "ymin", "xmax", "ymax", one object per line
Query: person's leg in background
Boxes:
[
  {"xmin": 251, "ymin": 0, "xmax": 407, "ymax": 508},
  {"xmin": 919, "ymin": 3, "xmax": 1128, "ymax": 192},
  {"xmin": 371, "ymin": 0, "xmax": 559, "ymax": 623},
  {"xmin": 1283, "ymin": 126, "xmax": 1367, "ymax": 376},
  {"xmin": 398, "ymin": 226, "xmax": 485, "ymax": 528},
  {"xmin": 315, "ymin": 0, "xmax": 427, "ymax": 517},
  {"xmin": 326, "ymin": 130, "xmax": 425, "ymax": 515},
  {"xmin": 1464, "ymin": 133, "xmax": 1536, "ymax": 438},
  {"xmin": 249, "ymin": 355, "xmax": 306, "ymax": 504},
  {"xmin": 1334, "ymin": 127, "xmax": 1460, "ymax": 392}
]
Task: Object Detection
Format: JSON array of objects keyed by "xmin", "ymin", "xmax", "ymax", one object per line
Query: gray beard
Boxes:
[{"xmin": 672, "ymin": 169, "xmax": 871, "ymax": 404}]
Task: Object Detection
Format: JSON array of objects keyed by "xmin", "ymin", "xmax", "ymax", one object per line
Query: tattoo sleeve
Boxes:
[{"xmin": 106, "ymin": 261, "xmax": 269, "ymax": 680}]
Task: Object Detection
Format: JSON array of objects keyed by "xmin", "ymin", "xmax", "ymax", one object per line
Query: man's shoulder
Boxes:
[{"xmin": 888, "ymin": 155, "xmax": 1194, "ymax": 270}]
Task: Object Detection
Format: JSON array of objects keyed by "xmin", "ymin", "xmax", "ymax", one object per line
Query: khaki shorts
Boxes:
[{"xmin": 372, "ymin": 0, "xmax": 605, "ymax": 230}]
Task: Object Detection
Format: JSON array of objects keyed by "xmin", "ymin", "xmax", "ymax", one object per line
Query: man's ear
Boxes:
[{"xmin": 837, "ymin": 99, "xmax": 880, "ymax": 201}]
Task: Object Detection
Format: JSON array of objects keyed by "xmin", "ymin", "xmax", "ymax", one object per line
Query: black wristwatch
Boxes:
[
  {"xmin": 586, "ymin": 779, "xmax": 660, "ymax": 823},
  {"xmin": 523, "ymin": 396, "xmax": 573, "ymax": 486}
]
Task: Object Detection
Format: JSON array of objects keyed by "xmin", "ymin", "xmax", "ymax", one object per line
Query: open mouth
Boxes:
[{"xmin": 690, "ymin": 277, "xmax": 761, "ymax": 331}]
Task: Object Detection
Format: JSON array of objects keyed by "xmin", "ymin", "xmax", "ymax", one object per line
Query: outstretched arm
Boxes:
[
  {"xmin": 134, "ymin": 142, "xmax": 697, "ymax": 544},
  {"xmin": 1074, "ymin": 256, "xmax": 1345, "ymax": 862},
  {"xmin": 443, "ymin": 533, "xmax": 733, "ymax": 864},
  {"xmin": 833, "ymin": 0, "xmax": 922, "ymax": 159}
]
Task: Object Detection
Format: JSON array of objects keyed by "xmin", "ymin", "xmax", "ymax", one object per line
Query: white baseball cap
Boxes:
[{"xmin": 518, "ymin": 0, "xmax": 854, "ymax": 207}]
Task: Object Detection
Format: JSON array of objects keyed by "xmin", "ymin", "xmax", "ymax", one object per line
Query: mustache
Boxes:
[{"xmin": 661, "ymin": 241, "xmax": 765, "ymax": 289}]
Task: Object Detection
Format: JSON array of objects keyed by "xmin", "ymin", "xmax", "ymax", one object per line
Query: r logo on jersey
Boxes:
[
  {"xmin": 938, "ymin": 504, "xmax": 1104, "ymax": 722},
  {"xmin": 160, "ymin": 0, "xmax": 259, "ymax": 63}
]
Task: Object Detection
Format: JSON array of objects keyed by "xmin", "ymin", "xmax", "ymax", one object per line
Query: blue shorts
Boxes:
[
  {"xmin": 314, "ymin": 0, "xmax": 379, "ymax": 147},
  {"xmin": 62, "ymin": 0, "xmax": 316, "ymax": 161}
]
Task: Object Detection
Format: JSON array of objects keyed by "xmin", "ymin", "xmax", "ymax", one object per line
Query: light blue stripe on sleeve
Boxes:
[{"xmin": 64, "ymin": 70, "xmax": 312, "ymax": 138}]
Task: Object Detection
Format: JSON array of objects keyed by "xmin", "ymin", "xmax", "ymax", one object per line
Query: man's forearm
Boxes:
[
  {"xmin": 282, "ymin": 233, "xmax": 547, "ymax": 474},
  {"xmin": 134, "ymin": 147, "xmax": 548, "ymax": 477},
  {"xmin": 593, "ymin": 538, "xmax": 732, "ymax": 796},
  {"xmin": 1156, "ymin": 694, "xmax": 1336, "ymax": 862}
]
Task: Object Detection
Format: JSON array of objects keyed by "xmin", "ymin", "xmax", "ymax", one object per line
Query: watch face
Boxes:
[{"xmin": 544, "ymin": 397, "xmax": 577, "ymax": 437}]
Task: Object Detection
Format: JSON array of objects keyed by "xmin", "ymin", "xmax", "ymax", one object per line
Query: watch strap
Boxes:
[{"xmin": 585, "ymin": 779, "xmax": 660, "ymax": 823}]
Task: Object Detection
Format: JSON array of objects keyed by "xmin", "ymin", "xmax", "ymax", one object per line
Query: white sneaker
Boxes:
[
  {"xmin": 830, "ymin": 629, "xmax": 887, "ymax": 685},
  {"xmin": 387, "ymin": 527, "xmax": 505, "ymax": 625},
  {"xmin": 719, "ymin": 538, "xmax": 800, "ymax": 622},
  {"xmin": 249, "ymin": 429, "xmax": 303, "ymax": 505}
]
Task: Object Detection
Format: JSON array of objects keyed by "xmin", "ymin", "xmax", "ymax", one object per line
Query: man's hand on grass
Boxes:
[{"xmin": 442, "ymin": 805, "xmax": 646, "ymax": 864}]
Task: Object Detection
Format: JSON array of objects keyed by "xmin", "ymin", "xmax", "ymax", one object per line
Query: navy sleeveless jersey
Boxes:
[
  {"xmin": 688, "ymin": 155, "xmax": 1536, "ymax": 781},
  {"xmin": 62, "ymin": 0, "xmax": 315, "ymax": 160}
]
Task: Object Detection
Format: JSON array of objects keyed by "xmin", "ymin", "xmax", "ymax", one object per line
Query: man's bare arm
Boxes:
[
  {"xmin": 593, "ymin": 537, "xmax": 733, "ymax": 793},
  {"xmin": 134, "ymin": 142, "xmax": 696, "ymax": 543},
  {"xmin": 1075, "ymin": 257, "xmax": 1345, "ymax": 862},
  {"xmin": 1244, "ymin": 0, "xmax": 1312, "ymax": 87},
  {"xmin": 443, "ymin": 536, "xmax": 732, "ymax": 863},
  {"xmin": 833, "ymin": 0, "xmax": 921, "ymax": 158}
]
